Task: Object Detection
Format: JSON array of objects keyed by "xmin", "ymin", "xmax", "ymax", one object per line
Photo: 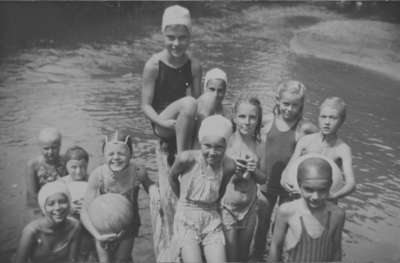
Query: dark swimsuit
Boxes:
[
  {"xmin": 151, "ymin": 59, "xmax": 193, "ymax": 165},
  {"xmin": 261, "ymin": 117, "xmax": 297, "ymax": 200},
  {"xmin": 287, "ymin": 212, "xmax": 335, "ymax": 262},
  {"xmin": 152, "ymin": 59, "xmax": 193, "ymax": 114}
]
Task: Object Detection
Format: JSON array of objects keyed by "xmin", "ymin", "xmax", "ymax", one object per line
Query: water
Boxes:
[{"xmin": 1, "ymin": 2, "xmax": 399, "ymax": 262}]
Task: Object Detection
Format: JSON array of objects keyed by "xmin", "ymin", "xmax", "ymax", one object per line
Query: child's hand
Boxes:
[
  {"xmin": 246, "ymin": 158, "xmax": 257, "ymax": 173},
  {"xmin": 235, "ymin": 159, "xmax": 247, "ymax": 177},
  {"xmin": 160, "ymin": 119, "xmax": 176, "ymax": 129},
  {"xmin": 282, "ymin": 181, "xmax": 297, "ymax": 194}
]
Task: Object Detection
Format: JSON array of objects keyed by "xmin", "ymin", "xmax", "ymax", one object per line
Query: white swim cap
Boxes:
[
  {"xmin": 161, "ymin": 5, "xmax": 191, "ymax": 33},
  {"xmin": 203, "ymin": 68, "xmax": 228, "ymax": 92},
  {"xmin": 38, "ymin": 181, "xmax": 71, "ymax": 214},
  {"xmin": 198, "ymin": 115, "xmax": 233, "ymax": 143}
]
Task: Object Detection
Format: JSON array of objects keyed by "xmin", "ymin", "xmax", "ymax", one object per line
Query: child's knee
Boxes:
[{"xmin": 180, "ymin": 96, "xmax": 197, "ymax": 115}]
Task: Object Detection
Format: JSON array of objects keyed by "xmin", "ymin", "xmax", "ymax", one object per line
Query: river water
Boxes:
[{"xmin": 0, "ymin": 2, "xmax": 399, "ymax": 262}]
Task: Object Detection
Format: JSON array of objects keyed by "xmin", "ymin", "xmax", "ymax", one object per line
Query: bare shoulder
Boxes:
[
  {"xmin": 337, "ymin": 139, "xmax": 352, "ymax": 154},
  {"xmin": 87, "ymin": 166, "xmax": 103, "ymax": 184},
  {"xmin": 260, "ymin": 113, "xmax": 274, "ymax": 140},
  {"xmin": 297, "ymin": 119, "xmax": 318, "ymax": 135},
  {"xmin": 328, "ymin": 202, "xmax": 346, "ymax": 221},
  {"xmin": 176, "ymin": 150, "xmax": 198, "ymax": 164},
  {"xmin": 278, "ymin": 200, "xmax": 298, "ymax": 218},
  {"xmin": 144, "ymin": 53, "xmax": 161, "ymax": 72},
  {"xmin": 298, "ymin": 132, "xmax": 316, "ymax": 145}
]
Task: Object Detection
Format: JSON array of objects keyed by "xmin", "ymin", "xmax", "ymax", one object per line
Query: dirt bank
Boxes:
[{"xmin": 290, "ymin": 20, "xmax": 400, "ymax": 81}]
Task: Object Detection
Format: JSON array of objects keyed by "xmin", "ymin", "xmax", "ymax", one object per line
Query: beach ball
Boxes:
[
  {"xmin": 66, "ymin": 181, "xmax": 88, "ymax": 211},
  {"xmin": 88, "ymin": 193, "xmax": 134, "ymax": 235},
  {"xmin": 285, "ymin": 153, "xmax": 344, "ymax": 194}
]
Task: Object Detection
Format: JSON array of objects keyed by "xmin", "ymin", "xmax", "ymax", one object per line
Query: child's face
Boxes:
[
  {"xmin": 319, "ymin": 106, "xmax": 343, "ymax": 135},
  {"xmin": 39, "ymin": 139, "xmax": 61, "ymax": 162},
  {"xmin": 277, "ymin": 92, "xmax": 303, "ymax": 121},
  {"xmin": 104, "ymin": 143, "xmax": 131, "ymax": 173},
  {"xmin": 200, "ymin": 135, "xmax": 226, "ymax": 166},
  {"xmin": 44, "ymin": 193, "xmax": 70, "ymax": 224},
  {"xmin": 234, "ymin": 102, "xmax": 258, "ymax": 137},
  {"xmin": 205, "ymin": 79, "xmax": 226, "ymax": 104},
  {"xmin": 163, "ymin": 25, "xmax": 190, "ymax": 59},
  {"xmin": 66, "ymin": 159, "xmax": 88, "ymax": 181},
  {"xmin": 300, "ymin": 176, "xmax": 331, "ymax": 210}
]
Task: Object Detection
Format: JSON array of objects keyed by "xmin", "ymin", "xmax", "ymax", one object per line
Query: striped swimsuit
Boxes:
[{"xmin": 286, "ymin": 212, "xmax": 334, "ymax": 262}]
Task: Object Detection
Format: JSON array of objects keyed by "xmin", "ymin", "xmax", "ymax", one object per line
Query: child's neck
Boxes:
[
  {"xmin": 320, "ymin": 132, "xmax": 338, "ymax": 145},
  {"xmin": 109, "ymin": 165, "xmax": 130, "ymax": 179},
  {"xmin": 163, "ymin": 50, "xmax": 188, "ymax": 67},
  {"xmin": 276, "ymin": 115, "xmax": 299, "ymax": 131},
  {"xmin": 43, "ymin": 217, "xmax": 67, "ymax": 231},
  {"xmin": 233, "ymin": 131, "xmax": 255, "ymax": 150}
]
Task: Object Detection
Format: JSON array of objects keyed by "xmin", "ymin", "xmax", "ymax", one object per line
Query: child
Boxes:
[
  {"xmin": 281, "ymin": 97, "xmax": 356, "ymax": 200},
  {"xmin": 220, "ymin": 97, "xmax": 266, "ymax": 262},
  {"xmin": 81, "ymin": 130, "xmax": 157, "ymax": 263},
  {"xmin": 25, "ymin": 127, "xmax": 67, "ymax": 213},
  {"xmin": 61, "ymin": 145, "xmax": 89, "ymax": 184},
  {"xmin": 269, "ymin": 155, "xmax": 345, "ymax": 262},
  {"xmin": 197, "ymin": 68, "xmax": 229, "ymax": 118},
  {"xmin": 15, "ymin": 181, "xmax": 81, "ymax": 263},
  {"xmin": 142, "ymin": 5, "xmax": 202, "ymax": 164},
  {"xmin": 253, "ymin": 80, "xmax": 317, "ymax": 258},
  {"xmin": 61, "ymin": 145, "xmax": 95, "ymax": 260},
  {"xmin": 168, "ymin": 115, "xmax": 236, "ymax": 263}
]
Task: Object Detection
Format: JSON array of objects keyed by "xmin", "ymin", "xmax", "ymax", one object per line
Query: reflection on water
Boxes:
[{"xmin": 1, "ymin": 2, "xmax": 399, "ymax": 262}]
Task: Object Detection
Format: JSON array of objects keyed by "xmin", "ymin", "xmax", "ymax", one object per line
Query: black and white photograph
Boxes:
[{"xmin": 0, "ymin": 1, "xmax": 399, "ymax": 262}]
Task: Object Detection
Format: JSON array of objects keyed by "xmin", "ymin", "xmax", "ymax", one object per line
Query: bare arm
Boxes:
[
  {"xmin": 168, "ymin": 152, "xmax": 193, "ymax": 198},
  {"xmin": 15, "ymin": 224, "xmax": 36, "ymax": 263},
  {"xmin": 190, "ymin": 58, "xmax": 202, "ymax": 98},
  {"xmin": 330, "ymin": 145, "xmax": 356, "ymax": 199},
  {"xmin": 218, "ymin": 157, "xmax": 237, "ymax": 202},
  {"xmin": 141, "ymin": 57, "xmax": 167, "ymax": 127},
  {"xmin": 25, "ymin": 160, "xmax": 39, "ymax": 208},
  {"xmin": 269, "ymin": 205, "xmax": 290, "ymax": 262},
  {"xmin": 136, "ymin": 163, "xmax": 155, "ymax": 194}
]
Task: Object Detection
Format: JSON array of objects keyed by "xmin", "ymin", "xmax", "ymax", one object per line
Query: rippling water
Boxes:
[{"xmin": 1, "ymin": 2, "xmax": 399, "ymax": 262}]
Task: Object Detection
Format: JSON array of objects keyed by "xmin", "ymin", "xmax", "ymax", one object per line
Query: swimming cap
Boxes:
[
  {"xmin": 161, "ymin": 5, "xmax": 191, "ymax": 33},
  {"xmin": 198, "ymin": 115, "xmax": 233, "ymax": 143},
  {"xmin": 38, "ymin": 181, "xmax": 71, "ymax": 214},
  {"xmin": 203, "ymin": 68, "xmax": 228, "ymax": 92}
]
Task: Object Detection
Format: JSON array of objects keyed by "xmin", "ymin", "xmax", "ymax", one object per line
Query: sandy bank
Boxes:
[{"xmin": 290, "ymin": 20, "xmax": 400, "ymax": 81}]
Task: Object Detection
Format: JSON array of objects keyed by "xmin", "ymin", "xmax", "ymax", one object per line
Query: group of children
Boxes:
[{"xmin": 15, "ymin": 4, "xmax": 356, "ymax": 263}]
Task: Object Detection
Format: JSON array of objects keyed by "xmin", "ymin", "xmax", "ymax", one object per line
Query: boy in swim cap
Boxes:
[
  {"xmin": 25, "ymin": 127, "xmax": 67, "ymax": 215},
  {"xmin": 142, "ymin": 5, "xmax": 202, "ymax": 165},
  {"xmin": 281, "ymin": 97, "xmax": 356, "ymax": 201},
  {"xmin": 269, "ymin": 156, "xmax": 345, "ymax": 262}
]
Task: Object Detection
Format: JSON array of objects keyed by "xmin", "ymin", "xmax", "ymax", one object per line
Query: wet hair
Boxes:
[
  {"xmin": 64, "ymin": 146, "xmax": 89, "ymax": 163},
  {"xmin": 320, "ymin": 96, "xmax": 347, "ymax": 123},
  {"xmin": 273, "ymin": 80, "xmax": 306, "ymax": 119},
  {"xmin": 297, "ymin": 157, "xmax": 333, "ymax": 186},
  {"xmin": 232, "ymin": 96, "xmax": 263, "ymax": 142},
  {"xmin": 102, "ymin": 129, "xmax": 133, "ymax": 155}
]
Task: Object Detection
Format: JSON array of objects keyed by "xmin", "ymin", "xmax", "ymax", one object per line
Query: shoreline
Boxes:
[{"xmin": 290, "ymin": 20, "xmax": 400, "ymax": 82}]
